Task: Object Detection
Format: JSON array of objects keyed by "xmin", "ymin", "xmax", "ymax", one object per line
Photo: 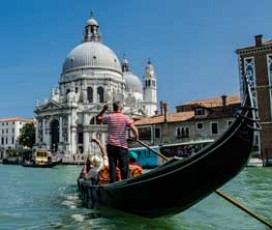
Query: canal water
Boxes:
[{"xmin": 0, "ymin": 164, "xmax": 271, "ymax": 230}]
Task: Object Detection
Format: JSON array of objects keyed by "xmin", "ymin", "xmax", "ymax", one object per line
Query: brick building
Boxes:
[{"xmin": 236, "ymin": 35, "xmax": 272, "ymax": 165}]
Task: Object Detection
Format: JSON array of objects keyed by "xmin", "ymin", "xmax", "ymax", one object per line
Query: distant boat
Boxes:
[
  {"xmin": 2, "ymin": 148, "xmax": 32, "ymax": 165},
  {"xmin": 77, "ymin": 78, "xmax": 256, "ymax": 218},
  {"xmin": 21, "ymin": 159, "xmax": 62, "ymax": 168}
]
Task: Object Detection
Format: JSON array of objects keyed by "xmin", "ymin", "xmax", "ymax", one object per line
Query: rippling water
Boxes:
[{"xmin": 0, "ymin": 165, "xmax": 271, "ymax": 230}]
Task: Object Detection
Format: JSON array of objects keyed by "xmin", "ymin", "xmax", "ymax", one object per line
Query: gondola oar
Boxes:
[
  {"xmin": 215, "ymin": 190, "xmax": 272, "ymax": 229},
  {"xmin": 134, "ymin": 139, "xmax": 272, "ymax": 228},
  {"xmin": 132, "ymin": 139, "xmax": 169, "ymax": 161}
]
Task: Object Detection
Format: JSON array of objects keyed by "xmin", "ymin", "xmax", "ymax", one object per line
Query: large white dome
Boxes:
[{"xmin": 62, "ymin": 42, "xmax": 122, "ymax": 74}]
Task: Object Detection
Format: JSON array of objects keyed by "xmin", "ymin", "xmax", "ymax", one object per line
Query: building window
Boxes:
[
  {"xmin": 138, "ymin": 127, "xmax": 152, "ymax": 141},
  {"xmin": 244, "ymin": 57, "xmax": 256, "ymax": 87},
  {"xmin": 195, "ymin": 108, "xmax": 205, "ymax": 116},
  {"xmin": 267, "ymin": 54, "xmax": 272, "ymax": 85},
  {"xmin": 177, "ymin": 127, "xmax": 181, "ymax": 138},
  {"xmin": 97, "ymin": 87, "xmax": 104, "ymax": 103},
  {"xmin": 185, "ymin": 127, "xmax": 189, "ymax": 137},
  {"xmin": 211, "ymin": 122, "xmax": 218, "ymax": 135},
  {"xmin": 196, "ymin": 122, "xmax": 204, "ymax": 129},
  {"xmin": 243, "ymin": 57, "xmax": 259, "ymax": 119},
  {"xmin": 267, "ymin": 54, "xmax": 272, "ymax": 121},
  {"xmin": 155, "ymin": 128, "xmax": 160, "ymax": 138},
  {"xmin": 87, "ymin": 87, "xmax": 93, "ymax": 103}
]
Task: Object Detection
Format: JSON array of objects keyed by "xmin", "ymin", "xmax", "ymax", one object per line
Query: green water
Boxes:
[{"xmin": 0, "ymin": 165, "xmax": 271, "ymax": 230}]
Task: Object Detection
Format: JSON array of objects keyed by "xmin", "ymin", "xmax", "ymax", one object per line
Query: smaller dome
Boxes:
[{"xmin": 124, "ymin": 72, "xmax": 143, "ymax": 93}]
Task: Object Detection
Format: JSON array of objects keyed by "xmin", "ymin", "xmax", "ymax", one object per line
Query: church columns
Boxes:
[
  {"xmin": 43, "ymin": 118, "xmax": 51, "ymax": 149},
  {"xmin": 43, "ymin": 119, "xmax": 46, "ymax": 145},
  {"xmin": 70, "ymin": 110, "xmax": 77, "ymax": 154},
  {"xmin": 83, "ymin": 128, "xmax": 89, "ymax": 154},
  {"xmin": 58, "ymin": 116, "xmax": 63, "ymax": 151},
  {"xmin": 83, "ymin": 113, "xmax": 89, "ymax": 154}
]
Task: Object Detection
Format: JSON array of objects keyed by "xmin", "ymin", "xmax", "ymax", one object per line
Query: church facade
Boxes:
[{"xmin": 34, "ymin": 15, "xmax": 158, "ymax": 155}]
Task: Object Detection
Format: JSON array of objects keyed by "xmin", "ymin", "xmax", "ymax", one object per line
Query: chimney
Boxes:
[
  {"xmin": 163, "ymin": 103, "xmax": 168, "ymax": 122},
  {"xmin": 255, "ymin": 34, "xmax": 263, "ymax": 47},
  {"xmin": 221, "ymin": 95, "xmax": 227, "ymax": 106},
  {"xmin": 160, "ymin": 101, "xmax": 163, "ymax": 114}
]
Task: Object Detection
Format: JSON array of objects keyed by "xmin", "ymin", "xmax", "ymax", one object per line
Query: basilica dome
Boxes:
[{"xmin": 62, "ymin": 42, "xmax": 122, "ymax": 74}]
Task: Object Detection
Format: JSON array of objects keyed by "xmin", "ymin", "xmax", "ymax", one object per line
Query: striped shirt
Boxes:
[{"xmin": 102, "ymin": 112, "xmax": 133, "ymax": 149}]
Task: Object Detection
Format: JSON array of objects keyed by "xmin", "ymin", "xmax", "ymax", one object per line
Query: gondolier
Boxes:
[{"xmin": 97, "ymin": 101, "xmax": 139, "ymax": 183}]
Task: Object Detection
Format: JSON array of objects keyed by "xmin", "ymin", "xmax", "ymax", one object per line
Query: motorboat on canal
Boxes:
[
  {"xmin": 77, "ymin": 78, "xmax": 257, "ymax": 218},
  {"xmin": 21, "ymin": 148, "xmax": 62, "ymax": 168},
  {"xmin": 21, "ymin": 159, "xmax": 62, "ymax": 168}
]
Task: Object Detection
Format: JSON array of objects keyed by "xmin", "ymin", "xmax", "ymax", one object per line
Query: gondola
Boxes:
[
  {"xmin": 21, "ymin": 159, "xmax": 62, "ymax": 168},
  {"xmin": 77, "ymin": 78, "xmax": 257, "ymax": 218}
]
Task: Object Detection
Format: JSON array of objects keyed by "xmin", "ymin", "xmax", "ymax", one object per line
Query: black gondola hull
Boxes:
[{"xmin": 78, "ymin": 79, "xmax": 255, "ymax": 218}]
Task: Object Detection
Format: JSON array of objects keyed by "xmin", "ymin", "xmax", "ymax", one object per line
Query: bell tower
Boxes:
[{"xmin": 143, "ymin": 59, "xmax": 158, "ymax": 116}]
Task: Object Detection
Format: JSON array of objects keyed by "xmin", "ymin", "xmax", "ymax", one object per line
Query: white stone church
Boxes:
[{"xmin": 34, "ymin": 15, "xmax": 158, "ymax": 156}]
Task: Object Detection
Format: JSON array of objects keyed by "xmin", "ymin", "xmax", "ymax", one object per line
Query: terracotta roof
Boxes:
[
  {"xmin": 134, "ymin": 111, "xmax": 194, "ymax": 125},
  {"xmin": 182, "ymin": 95, "xmax": 240, "ymax": 108},
  {"xmin": 188, "ymin": 103, "xmax": 240, "ymax": 121},
  {"xmin": 0, "ymin": 117, "xmax": 33, "ymax": 122}
]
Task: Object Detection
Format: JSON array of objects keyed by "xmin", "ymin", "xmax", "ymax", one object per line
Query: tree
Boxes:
[{"xmin": 18, "ymin": 122, "xmax": 36, "ymax": 148}]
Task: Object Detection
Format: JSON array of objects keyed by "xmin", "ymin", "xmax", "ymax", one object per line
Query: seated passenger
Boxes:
[
  {"xmin": 98, "ymin": 165, "xmax": 121, "ymax": 185},
  {"xmin": 87, "ymin": 155, "xmax": 103, "ymax": 185},
  {"xmin": 81, "ymin": 155, "xmax": 93, "ymax": 179},
  {"xmin": 129, "ymin": 151, "xmax": 142, "ymax": 178}
]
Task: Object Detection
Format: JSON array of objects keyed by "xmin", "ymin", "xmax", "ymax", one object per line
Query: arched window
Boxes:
[
  {"xmin": 97, "ymin": 87, "xmax": 104, "ymax": 103},
  {"xmin": 87, "ymin": 87, "xmax": 93, "ymax": 103},
  {"xmin": 181, "ymin": 127, "xmax": 185, "ymax": 137},
  {"xmin": 177, "ymin": 127, "xmax": 181, "ymax": 138},
  {"xmin": 185, "ymin": 127, "xmax": 189, "ymax": 137}
]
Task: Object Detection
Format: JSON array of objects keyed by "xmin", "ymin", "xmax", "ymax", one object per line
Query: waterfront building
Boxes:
[
  {"xmin": 0, "ymin": 117, "xmax": 33, "ymax": 159},
  {"xmin": 34, "ymin": 15, "xmax": 158, "ymax": 156},
  {"xmin": 236, "ymin": 35, "xmax": 272, "ymax": 166},
  {"xmin": 134, "ymin": 95, "xmax": 240, "ymax": 147}
]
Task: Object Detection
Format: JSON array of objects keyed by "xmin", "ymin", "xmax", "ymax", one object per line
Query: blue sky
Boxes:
[{"xmin": 0, "ymin": 0, "xmax": 272, "ymax": 118}]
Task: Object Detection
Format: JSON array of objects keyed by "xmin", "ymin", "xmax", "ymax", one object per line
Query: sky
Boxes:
[{"xmin": 0, "ymin": 0, "xmax": 272, "ymax": 119}]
